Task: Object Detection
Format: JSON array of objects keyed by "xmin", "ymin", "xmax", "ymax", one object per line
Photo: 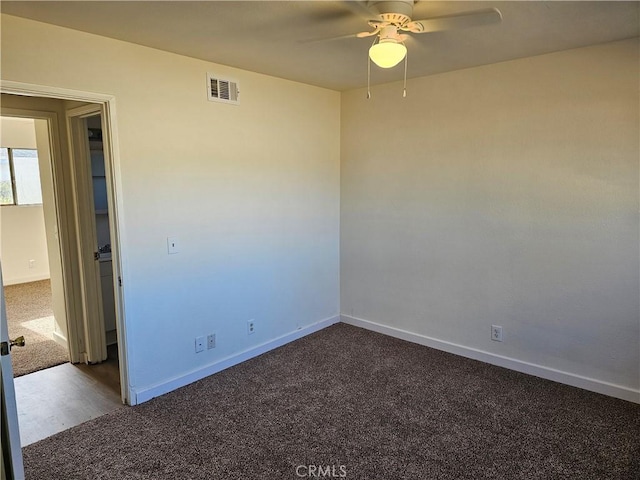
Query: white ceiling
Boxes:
[{"xmin": 2, "ymin": 1, "xmax": 638, "ymax": 91}]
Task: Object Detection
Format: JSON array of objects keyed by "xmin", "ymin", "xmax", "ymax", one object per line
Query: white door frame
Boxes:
[{"xmin": 1, "ymin": 80, "xmax": 130, "ymax": 405}]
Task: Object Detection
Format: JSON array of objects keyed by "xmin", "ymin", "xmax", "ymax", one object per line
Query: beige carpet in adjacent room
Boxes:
[{"xmin": 4, "ymin": 279, "xmax": 69, "ymax": 377}]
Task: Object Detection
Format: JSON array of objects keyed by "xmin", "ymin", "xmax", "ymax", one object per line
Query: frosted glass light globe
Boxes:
[{"xmin": 369, "ymin": 41, "xmax": 407, "ymax": 68}]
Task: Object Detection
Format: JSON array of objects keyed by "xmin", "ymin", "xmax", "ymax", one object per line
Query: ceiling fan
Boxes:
[{"xmin": 342, "ymin": 1, "xmax": 503, "ymax": 69}]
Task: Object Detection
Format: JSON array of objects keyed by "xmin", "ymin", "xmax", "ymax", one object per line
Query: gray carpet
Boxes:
[
  {"xmin": 23, "ymin": 324, "xmax": 639, "ymax": 479},
  {"xmin": 4, "ymin": 280, "xmax": 69, "ymax": 377}
]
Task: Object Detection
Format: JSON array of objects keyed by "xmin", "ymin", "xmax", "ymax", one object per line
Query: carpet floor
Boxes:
[
  {"xmin": 5, "ymin": 280, "xmax": 69, "ymax": 377},
  {"xmin": 23, "ymin": 324, "xmax": 639, "ymax": 479}
]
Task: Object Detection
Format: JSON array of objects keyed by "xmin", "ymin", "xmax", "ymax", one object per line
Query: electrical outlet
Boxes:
[
  {"xmin": 247, "ymin": 319, "xmax": 255, "ymax": 335},
  {"xmin": 29, "ymin": 259, "xmax": 35, "ymax": 269},
  {"xmin": 195, "ymin": 336, "xmax": 205, "ymax": 353},
  {"xmin": 207, "ymin": 333, "xmax": 216, "ymax": 349},
  {"xmin": 491, "ymin": 325, "xmax": 503, "ymax": 342}
]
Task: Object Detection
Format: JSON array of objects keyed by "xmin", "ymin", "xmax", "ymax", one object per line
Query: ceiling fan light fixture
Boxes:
[{"xmin": 369, "ymin": 39, "xmax": 407, "ymax": 68}]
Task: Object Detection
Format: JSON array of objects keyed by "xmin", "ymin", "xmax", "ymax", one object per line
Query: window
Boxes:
[{"xmin": 0, "ymin": 148, "xmax": 42, "ymax": 205}]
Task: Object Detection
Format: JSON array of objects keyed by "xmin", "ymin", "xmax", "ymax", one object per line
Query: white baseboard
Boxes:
[
  {"xmin": 105, "ymin": 329, "xmax": 117, "ymax": 346},
  {"xmin": 341, "ymin": 314, "xmax": 639, "ymax": 404},
  {"xmin": 52, "ymin": 331, "xmax": 67, "ymax": 349},
  {"xmin": 131, "ymin": 315, "xmax": 341, "ymax": 405},
  {"xmin": 3, "ymin": 274, "xmax": 50, "ymax": 286}
]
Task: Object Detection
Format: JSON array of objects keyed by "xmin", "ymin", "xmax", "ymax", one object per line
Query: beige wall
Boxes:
[
  {"xmin": 0, "ymin": 117, "xmax": 36, "ymax": 148},
  {"xmin": 1, "ymin": 14, "xmax": 341, "ymax": 400},
  {"xmin": 0, "ymin": 117, "xmax": 50, "ymax": 285},
  {"xmin": 0, "ymin": 206, "xmax": 49, "ymax": 285},
  {"xmin": 341, "ymin": 39, "xmax": 639, "ymax": 399}
]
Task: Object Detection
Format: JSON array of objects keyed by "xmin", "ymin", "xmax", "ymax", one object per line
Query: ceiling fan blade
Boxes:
[
  {"xmin": 300, "ymin": 5, "xmax": 383, "ymax": 44},
  {"xmin": 302, "ymin": 22, "xmax": 384, "ymax": 43},
  {"xmin": 341, "ymin": 0, "xmax": 379, "ymax": 21},
  {"xmin": 300, "ymin": 32, "xmax": 366, "ymax": 44},
  {"xmin": 356, "ymin": 24, "xmax": 382, "ymax": 38},
  {"xmin": 403, "ymin": 7, "xmax": 502, "ymax": 34},
  {"xmin": 356, "ymin": 31, "xmax": 377, "ymax": 38}
]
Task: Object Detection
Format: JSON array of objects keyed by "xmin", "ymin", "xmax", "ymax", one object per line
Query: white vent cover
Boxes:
[{"xmin": 207, "ymin": 74, "xmax": 240, "ymax": 105}]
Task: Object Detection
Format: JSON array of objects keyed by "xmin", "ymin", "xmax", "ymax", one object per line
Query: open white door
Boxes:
[
  {"xmin": 1, "ymin": 268, "xmax": 25, "ymax": 480},
  {"xmin": 67, "ymin": 107, "xmax": 108, "ymax": 364}
]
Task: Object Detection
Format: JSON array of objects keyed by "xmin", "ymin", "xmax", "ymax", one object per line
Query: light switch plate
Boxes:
[{"xmin": 167, "ymin": 236, "xmax": 179, "ymax": 254}]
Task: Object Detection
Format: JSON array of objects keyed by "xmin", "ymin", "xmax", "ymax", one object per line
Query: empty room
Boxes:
[{"xmin": 1, "ymin": 1, "xmax": 638, "ymax": 479}]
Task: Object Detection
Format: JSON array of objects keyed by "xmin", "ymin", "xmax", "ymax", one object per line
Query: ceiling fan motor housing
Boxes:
[
  {"xmin": 369, "ymin": 0, "xmax": 414, "ymax": 23},
  {"xmin": 379, "ymin": 12, "xmax": 411, "ymax": 26}
]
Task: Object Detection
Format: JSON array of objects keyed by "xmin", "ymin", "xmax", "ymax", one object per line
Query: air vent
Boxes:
[{"xmin": 207, "ymin": 74, "xmax": 240, "ymax": 105}]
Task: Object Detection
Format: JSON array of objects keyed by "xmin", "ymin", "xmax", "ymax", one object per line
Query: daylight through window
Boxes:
[{"xmin": 0, "ymin": 147, "xmax": 42, "ymax": 205}]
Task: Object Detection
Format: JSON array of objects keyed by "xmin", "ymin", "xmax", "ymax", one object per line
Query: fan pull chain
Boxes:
[
  {"xmin": 403, "ymin": 46, "xmax": 408, "ymax": 98},
  {"xmin": 367, "ymin": 36, "xmax": 377, "ymax": 100},
  {"xmin": 367, "ymin": 55, "xmax": 371, "ymax": 99}
]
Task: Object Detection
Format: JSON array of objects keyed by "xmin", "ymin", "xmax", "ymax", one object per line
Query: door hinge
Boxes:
[
  {"xmin": 118, "ymin": 276, "xmax": 122, "ymax": 287},
  {"xmin": 1, "ymin": 342, "xmax": 8, "ymax": 356}
]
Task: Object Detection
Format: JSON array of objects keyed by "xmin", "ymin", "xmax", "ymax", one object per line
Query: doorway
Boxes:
[
  {"xmin": 0, "ymin": 90, "xmax": 128, "ymax": 453},
  {"xmin": 0, "ymin": 116, "xmax": 69, "ymax": 377}
]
